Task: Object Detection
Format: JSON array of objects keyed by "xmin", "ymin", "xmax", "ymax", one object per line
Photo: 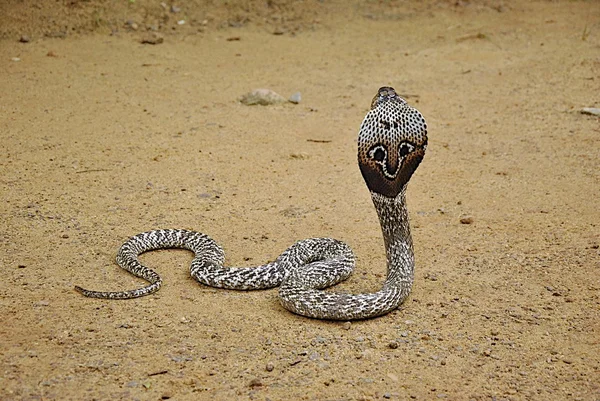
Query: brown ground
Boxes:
[{"xmin": 1, "ymin": 0, "xmax": 599, "ymax": 400}]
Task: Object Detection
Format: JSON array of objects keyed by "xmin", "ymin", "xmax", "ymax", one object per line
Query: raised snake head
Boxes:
[{"xmin": 358, "ymin": 87, "xmax": 428, "ymax": 198}]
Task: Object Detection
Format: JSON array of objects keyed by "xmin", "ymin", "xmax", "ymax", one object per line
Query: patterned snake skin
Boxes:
[{"xmin": 75, "ymin": 87, "xmax": 428, "ymax": 320}]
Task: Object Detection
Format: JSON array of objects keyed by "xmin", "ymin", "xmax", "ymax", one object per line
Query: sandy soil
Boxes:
[{"xmin": 1, "ymin": 1, "xmax": 599, "ymax": 400}]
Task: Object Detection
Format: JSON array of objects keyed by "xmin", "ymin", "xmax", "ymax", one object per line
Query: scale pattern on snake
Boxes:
[{"xmin": 75, "ymin": 87, "xmax": 428, "ymax": 320}]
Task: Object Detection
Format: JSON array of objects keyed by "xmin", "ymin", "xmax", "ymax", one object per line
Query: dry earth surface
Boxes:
[{"xmin": 1, "ymin": 0, "xmax": 599, "ymax": 400}]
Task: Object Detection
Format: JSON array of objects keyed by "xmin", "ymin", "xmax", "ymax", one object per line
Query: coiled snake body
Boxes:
[{"xmin": 75, "ymin": 87, "xmax": 428, "ymax": 320}]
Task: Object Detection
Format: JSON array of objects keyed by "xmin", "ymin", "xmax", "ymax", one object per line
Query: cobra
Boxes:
[{"xmin": 75, "ymin": 87, "xmax": 428, "ymax": 320}]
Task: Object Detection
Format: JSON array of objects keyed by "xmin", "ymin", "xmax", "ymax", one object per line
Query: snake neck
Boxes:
[{"xmin": 370, "ymin": 189, "xmax": 414, "ymax": 289}]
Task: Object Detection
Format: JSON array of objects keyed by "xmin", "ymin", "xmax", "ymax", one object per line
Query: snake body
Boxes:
[{"xmin": 75, "ymin": 87, "xmax": 428, "ymax": 320}]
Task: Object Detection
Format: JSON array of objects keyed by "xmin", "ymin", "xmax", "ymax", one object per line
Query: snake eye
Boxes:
[
  {"xmin": 398, "ymin": 142, "xmax": 415, "ymax": 159},
  {"xmin": 369, "ymin": 145, "xmax": 387, "ymax": 162}
]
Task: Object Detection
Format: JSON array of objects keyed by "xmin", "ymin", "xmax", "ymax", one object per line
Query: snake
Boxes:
[{"xmin": 75, "ymin": 87, "xmax": 428, "ymax": 320}]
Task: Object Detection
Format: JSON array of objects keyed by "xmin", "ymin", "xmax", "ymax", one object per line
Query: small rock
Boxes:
[
  {"xmin": 249, "ymin": 378, "xmax": 263, "ymax": 388},
  {"xmin": 424, "ymin": 272, "xmax": 438, "ymax": 281},
  {"xmin": 19, "ymin": 35, "xmax": 30, "ymax": 43},
  {"xmin": 170, "ymin": 5, "xmax": 181, "ymax": 13},
  {"xmin": 11, "ymin": 57, "xmax": 20, "ymax": 62},
  {"xmin": 580, "ymin": 107, "xmax": 600, "ymax": 116},
  {"xmin": 289, "ymin": 152, "xmax": 309, "ymax": 160},
  {"xmin": 383, "ymin": 393, "xmax": 391, "ymax": 399},
  {"xmin": 460, "ymin": 216, "xmax": 474, "ymax": 224},
  {"xmin": 388, "ymin": 341, "xmax": 399, "ymax": 349},
  {"xmin": 125, "ymin": 20, "xmax": 138, "ymax": 30},
  {"xmin": 341, "ymin": 321, "xmax": 352, "ymax": 330},
  {"xmin": 313, "ymin": 335, "xmax": 328, "ymax": 344},
  {"xmin": 141, "ymin": 32, "xmax": 164, "ymax": 45},
  {"xmin": 240, "ymin": 89, "xmax": 286, "ymax": 106},
  {"xmin": 34, "ymin": 300, "xmax": 50, "ymax": 307},
  {"xmin": 289, "ymin": 92, "xmax": 301, "ymax": 104},
  {"xmin": 265, "ymin": 362, "xmax": 274, "ymax": 372}
]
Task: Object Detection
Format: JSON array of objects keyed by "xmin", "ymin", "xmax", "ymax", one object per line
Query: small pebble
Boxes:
[
  {"xmin": 11, "ymin": 57, "xmax": 21, "ymax": 62},
  {"xmin": 341, "ymin": 321, "xmax": 352, "ymax": 330},
  {"xmin": 125, "ymin": 20, "xmax": 138, "ymax": 30},
  {"xmin": 265, "ymin": 362, "xmax": 274, "ymax": 372},
  {"xmin": 388, "ymin": 341, "xmax": 399, "ymax": 349},
  {"xmin": 460, "ymin": 216, "xmax": 474, "ymax": 224},
  {"xmin": 170, "ymin": 5, "xmax": 181, "ymax": 13},
  {"xmin": 141, "ymin": 32, "xmax": 164, "ymax": 45},
  {"xmin": 289, "ymin": 92, "xmax": 301, "ymax": 104},
  {"xmin": 249, "ymin": 378, "xmax": 263, "ymax": 388},
  {"xmin": 289, "ymin": 152, "xmax": 309, "ymax": 160},
  {"xmin": 19, "ymin": 35, "xmax": 30, "ymax": 43},
  {"xmin": 383, "ymin": 393, "xmax": 391, "ymax": 399},
  {"xmin": 240, "ymin": 89, "xmax": 286, "ymax": 106},
  {"xmin": 580, "ymin": 107, "xmax": 600, "ymax": 116}
]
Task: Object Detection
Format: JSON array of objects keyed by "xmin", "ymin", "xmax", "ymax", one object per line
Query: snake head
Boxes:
[{"xmin": 358, "ymin": 87, "xmax": 428, "ymax": 198}]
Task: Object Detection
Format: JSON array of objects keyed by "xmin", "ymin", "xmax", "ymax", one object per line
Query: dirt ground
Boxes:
[{"xmin": 1, "ymin": 0, "xmax": 599, "ymax": 400}]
